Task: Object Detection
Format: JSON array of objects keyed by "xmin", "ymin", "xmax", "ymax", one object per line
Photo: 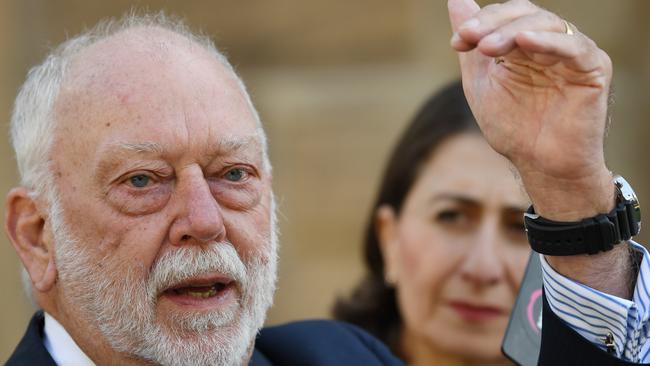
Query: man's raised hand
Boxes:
[{"xmin": 448, "ymin": 0, "xmax": 614, "ymax": 220}]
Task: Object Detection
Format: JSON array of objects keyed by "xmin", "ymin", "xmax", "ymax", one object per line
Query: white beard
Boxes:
[{"xmin": 53, "ymin": 197, "xmax": 278, "ymax": 366}]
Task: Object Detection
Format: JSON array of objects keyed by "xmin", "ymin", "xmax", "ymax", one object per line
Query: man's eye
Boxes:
[
  {"xmin": 129, "ymin": 174, "xmax": 151, "ymax": 188},
  {"xmin": 224, "ymin": 168, "xmax": 246, "ymax": 182}
]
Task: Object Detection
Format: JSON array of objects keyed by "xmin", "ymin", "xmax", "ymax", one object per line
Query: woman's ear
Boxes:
[
  {"xmin": 5, "ymin": 187, "xmax": 57, "ymax": 293},
  {"xmin": 376, "ymin": 205, "xmax": 400, "ymax": 286}
]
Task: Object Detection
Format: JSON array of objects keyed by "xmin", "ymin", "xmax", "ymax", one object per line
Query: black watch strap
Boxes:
[{"xmin": 524, "ymin": 202, "xmax": 637, "ymax": 255}]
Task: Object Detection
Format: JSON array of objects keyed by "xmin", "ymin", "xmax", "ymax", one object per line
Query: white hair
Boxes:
[
  {"xmin": 12, "ymin": 12, "xmax": 272, "ymax": 303},
  {"xmin": 10, "ymin": 11, "xmax": 270, "ymax": 206}
]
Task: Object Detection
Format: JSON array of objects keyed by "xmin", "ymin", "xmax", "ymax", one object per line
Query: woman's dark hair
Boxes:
[{"xmin": 332, "ymin": 80, "xmax": 478, "ymax": 356}]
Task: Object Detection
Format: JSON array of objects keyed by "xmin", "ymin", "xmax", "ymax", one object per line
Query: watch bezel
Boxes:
[{"xmin": 614, "ymin": 174, "xmax": 641, "ymax": 235}]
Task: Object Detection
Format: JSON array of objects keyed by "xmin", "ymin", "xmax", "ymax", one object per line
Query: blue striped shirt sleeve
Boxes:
[{"xmin": 541, "ymin": 240, "xmax": 650, "ymax": 362}]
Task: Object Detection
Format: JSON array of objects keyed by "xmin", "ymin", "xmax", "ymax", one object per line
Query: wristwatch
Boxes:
[{"xmin": 524, "ymin": 175, "xmax": 641, "ymax": 255}]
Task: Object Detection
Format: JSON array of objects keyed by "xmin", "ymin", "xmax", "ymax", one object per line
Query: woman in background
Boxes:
[{"xmin": 333, "ymin": 81, "xmax": 530, "ymax": 366}]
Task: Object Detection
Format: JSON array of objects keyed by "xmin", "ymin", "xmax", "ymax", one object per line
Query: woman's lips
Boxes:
[{"xmin": 448, "ymin": 301, "xmax": 505, "ymax": 322}]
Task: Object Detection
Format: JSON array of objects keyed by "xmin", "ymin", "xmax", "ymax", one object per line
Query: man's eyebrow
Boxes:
[
  {"xmin": 98, "ymin": 135, "xmax": 261, "ymax": 165},
  {"xmin": 106, "ymin": 136, "xmax": 258, "ymax": 155},
  {"xmin": 115, "ymin": 141, "xmax": 165, "ymax": 154},
  {"xmin": 215, "ymin": 136, "xmax": 258, "ymax": 153},
  {"xmin": 94, "ymin": 142, "xmax": 165, "ymax": 180}
]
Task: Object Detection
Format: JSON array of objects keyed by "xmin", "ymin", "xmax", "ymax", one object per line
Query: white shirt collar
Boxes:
[{"xmin": 43, "ymin": 312, "xmax": 96, "ymax": 366}]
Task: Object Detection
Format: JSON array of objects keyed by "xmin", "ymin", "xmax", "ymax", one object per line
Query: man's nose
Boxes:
[
  {"xmin": 169, "ymin": 171, "xmax": 226, "ymax": 246},
  {"xmin": 458, "ymin": 219, "xmax": 504, "ymax": 287}
]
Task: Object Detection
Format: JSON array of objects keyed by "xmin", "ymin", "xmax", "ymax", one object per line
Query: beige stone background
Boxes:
[{"xmin": 1, "ymin": 0, "xmax": 649, "ymax": 360}]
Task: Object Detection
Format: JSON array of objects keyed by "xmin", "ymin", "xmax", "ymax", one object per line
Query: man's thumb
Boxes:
[{"xmin": 448, "ymin": 0, "xmax": 480, "ymax": 32}]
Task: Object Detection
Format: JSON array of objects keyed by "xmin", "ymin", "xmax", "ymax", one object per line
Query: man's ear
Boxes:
[
  {"xmin": 5, "ymin": 187, "xmax": 57, "ymax": 292},
  {"xmin": 376, "ymin": 205, "xmax": 400, "ymax": 286}
]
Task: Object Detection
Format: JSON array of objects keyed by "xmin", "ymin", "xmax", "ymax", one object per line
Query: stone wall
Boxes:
[{"xmin": 1, "ymin": 0, "xmax": 648, "ymax": 360}]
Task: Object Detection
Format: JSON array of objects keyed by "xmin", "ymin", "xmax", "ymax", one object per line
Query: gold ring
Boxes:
[
  {"xmin": 562, "ymin": 19, "xmax": 574, "ymax": 35},
  {"xmin": 494, "ymin": 57, "xmax": 505, "ymax": 65}
]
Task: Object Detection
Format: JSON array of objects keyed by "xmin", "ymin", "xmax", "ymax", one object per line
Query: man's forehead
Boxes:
[
  {"xmin": 49, "ymin": 25, "xmax": 264, "ymax": 173},
  {"xmin": 54, "ymin": 26, "xmax": 254, "ymax": 125},
  {"xmin": 61, "ymin": 26, "xmax": 235, "ymax": 97}
]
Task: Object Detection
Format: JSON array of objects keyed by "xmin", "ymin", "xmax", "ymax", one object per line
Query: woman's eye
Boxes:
[
  {"xmin": 224, "ymin": 168, "xmax": 246, "ymax": 182},
  {"xmin": 509, "ymin": 222, "xmax": 525, "ymax": 232},
  {"xmin": 434, "ymin": 209, "xmax": 475, "ymax": 231},
  {"xmin": 437, "ymin": 209, "xmax": 463, "ymax": 222},
  {"xmin": 129, "ymin": 174, "xmax": 151, "ymax": 188},
  {"xmin": 507, "ymin": 221, "xmax": 526, "ymax": 236}
]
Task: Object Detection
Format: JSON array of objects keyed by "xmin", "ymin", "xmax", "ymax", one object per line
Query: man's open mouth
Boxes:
[{"xmin": 163, "ymin": 276, "xmax": 234, "ymax": 300}]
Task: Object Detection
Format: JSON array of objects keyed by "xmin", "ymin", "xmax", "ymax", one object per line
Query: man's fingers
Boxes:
[
  {"xmin": 515, "ymin": 31, "xmax": 611, "ymax": 75},
  {"xmin": 456, "ymin": 1, "xmax": 535, "ymax": 46},
  {"xmin": 476, "ymin": 11, "xmax": 567, "ymax": 57},
  {"xmin": 448, "ymin": 0, "xmax": 480, "ymax": 33},
  {"xmin": 450, "ymin": 32, "xmax": 475, "ymax": 52}
]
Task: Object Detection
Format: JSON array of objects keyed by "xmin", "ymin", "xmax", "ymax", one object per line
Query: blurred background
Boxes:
[{"xmin": 1, "ymin": 0, "xmax": 649, "ymax": 360}]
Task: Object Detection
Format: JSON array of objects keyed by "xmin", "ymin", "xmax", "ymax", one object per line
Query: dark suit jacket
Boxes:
[
  {"xmin": 9, "ymin": 300, "xmax": 650, "ymax": 366},
  {"xmin": 5, "ymin": 312, "xmax": 403, "ymax": 365},
  {"xmin": 539, "ymin": 295, "xmax": 650, "ymax": 365}
]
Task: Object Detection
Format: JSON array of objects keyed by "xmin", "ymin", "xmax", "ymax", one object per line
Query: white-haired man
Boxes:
[
  {"xmin": 4, "ymin": 14, "xmax": 402, "ymax": 366},
  {"xmin": 5, "ymin": 2, "xmax": 650, "ymax": 366}
]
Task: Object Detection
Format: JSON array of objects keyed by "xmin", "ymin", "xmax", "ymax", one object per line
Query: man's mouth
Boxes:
[
  {"xmin": 160, "ymin": 275, "xmax": 237, "ymax": 308},
  {"xmin": 167, "ymin": 282, "xmax": 230, "ymax": 299}
]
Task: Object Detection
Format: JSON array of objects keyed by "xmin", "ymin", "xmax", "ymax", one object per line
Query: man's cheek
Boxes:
[
  {"xmin": 92, "ymin": 217, "xmax": 167, "ymax": 271},
  {"xmin": 106, "ymin": 184, "xmax": 172, "ymax": 216},
  {"xmin": 224, "ymin": 216, "xmax": 271, "ymax": 263}
]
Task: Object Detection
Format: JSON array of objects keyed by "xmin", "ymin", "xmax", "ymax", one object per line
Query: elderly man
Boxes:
[
  {"xmin": 4, "ymin": 14, "xmax": 401, "ymax": 366},
  {"xmin": 4, "ymin": 1, "xmax": 650, "ymax": 366}
]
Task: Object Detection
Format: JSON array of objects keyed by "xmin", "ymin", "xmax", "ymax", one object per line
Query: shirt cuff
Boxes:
[{"xmin": 540, "ymin": 240, "xmax": 650, "ymax": 362}]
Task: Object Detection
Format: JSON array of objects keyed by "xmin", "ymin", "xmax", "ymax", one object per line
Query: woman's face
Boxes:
[{"xmin": 378, "ymin": 133, "xmax": 530, "ymax": 362}]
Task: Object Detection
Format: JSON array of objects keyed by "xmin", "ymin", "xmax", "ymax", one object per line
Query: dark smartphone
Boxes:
[{"xmin": 501, "ymin": 252, "xmax": 543, "ymax": 366}]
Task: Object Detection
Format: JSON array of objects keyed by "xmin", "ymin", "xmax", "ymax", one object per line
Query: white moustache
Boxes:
[{"xmin": 148, "ymin": 243, "xmax": 248, "ymax": 297}]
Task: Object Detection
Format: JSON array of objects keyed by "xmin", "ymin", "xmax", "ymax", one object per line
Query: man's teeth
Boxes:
[
  {"xmin": 187, "ymin": 288, "xmax": 218, "ymax": 298},
  {"xmin": 170, "ymin": 283, "xmax": 229, "ymax": 298}
]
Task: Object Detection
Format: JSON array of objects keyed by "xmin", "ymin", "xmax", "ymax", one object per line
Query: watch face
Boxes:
[{"xmin": 614, "ymin": 175, "xmax": 642, "ymax": 234}]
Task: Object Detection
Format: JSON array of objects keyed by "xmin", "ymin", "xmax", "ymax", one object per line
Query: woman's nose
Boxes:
[{"xmin": 458, "ymin": 219, "xmax": 505, "ymax": 287}]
